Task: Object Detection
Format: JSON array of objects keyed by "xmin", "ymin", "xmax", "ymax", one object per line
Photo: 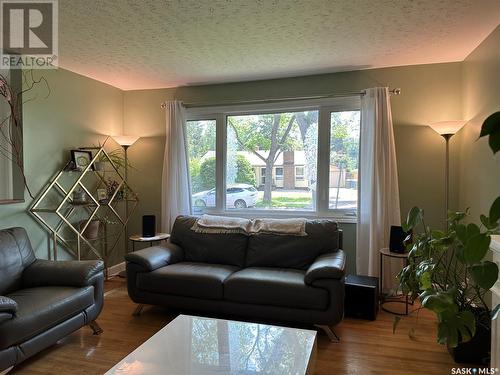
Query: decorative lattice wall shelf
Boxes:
[{"xmin": 30, "ymin": 137, "xmax": 139, "ymax": 270}]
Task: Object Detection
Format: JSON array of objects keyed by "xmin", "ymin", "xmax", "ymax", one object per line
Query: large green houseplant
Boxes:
[{"xmin": 396, "ymin": 112, "xmax": 500, "ymax": 362}]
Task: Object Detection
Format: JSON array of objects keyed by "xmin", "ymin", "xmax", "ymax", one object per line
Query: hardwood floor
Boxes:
[{"xmin": 11, "ymin": 278, "xmax": 459, "ymax": 375}]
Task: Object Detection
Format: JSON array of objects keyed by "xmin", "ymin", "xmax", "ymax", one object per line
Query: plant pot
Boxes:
[
  {"xmin": 448, "ymin": 324, "xmax": 491, "ymax": 365},
  {"xmin": 79, "ymin": 220, "xmax": 100, "ymax": 240}
]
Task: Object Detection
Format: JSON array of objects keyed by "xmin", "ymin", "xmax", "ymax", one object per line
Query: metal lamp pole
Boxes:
[
  {"xmin": 112, "ymin": 135, "xmax": 140, "ymax": 278},
  {"xmin": 442, "ymin": 133, "xmax": 452, "ymax": 218},
  {"xmin": 123, "ymin": 144, "xmax": 130, "ymax": 252}
]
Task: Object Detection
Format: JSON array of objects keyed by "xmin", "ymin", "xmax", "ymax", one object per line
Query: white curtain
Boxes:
[
  {"xmin": 161, "ymin": 100, "xmax": 191, "ymax": 232},
  {"xmin": 357, "ymin": 87, "xmax": 401, "ymax": 292}
]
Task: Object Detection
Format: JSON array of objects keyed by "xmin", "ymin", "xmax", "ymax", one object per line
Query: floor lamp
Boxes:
[
  {"xmin": 112, "ymin": 135, "xmax": 140, "ymax": 277},
  {"xmin": 429, "ymin": 121, "xmax": 466, "ymax": 219}
]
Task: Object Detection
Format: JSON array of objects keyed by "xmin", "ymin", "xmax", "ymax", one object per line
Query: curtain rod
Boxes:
[{"xmin": 160, "ymin": 88, "xmax": 401, "ymax": 109}]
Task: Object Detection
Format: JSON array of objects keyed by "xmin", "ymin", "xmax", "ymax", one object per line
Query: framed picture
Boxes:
[
  {"xmin": 97, "ymin": 188, "xmax": 108, "ymax": 203},
  {"xmin": 71, "ymin": 150, "xmax": 93, "ymax": 171}
]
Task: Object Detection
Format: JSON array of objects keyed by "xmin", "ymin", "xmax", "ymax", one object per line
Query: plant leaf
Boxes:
[
  {"xmin": 466, "ymin": 223, "xmax": 480, "ymax": 238},
  {"xmin": 432, "ymin": 230, "xmax": 445, "ymax": 239},
  {"xmin": 404, "ymin": 207, "xmax": 423, "ymax": 232},
  {"xmin": 448, "ymin": 210, "xmax": 467, "ymax": 223},
  {"xmin": 420, "ymin": 271, "xmax": 432, "ymax": 290},
  {"xmin": 457, "ymin": 325, "xmax": 472, "ymax": 343},
  {"xmin": 437, "ymin": 310, "xmax": 476, "ymax": 348},
  {"xmin": 419, "ymin": 289, "xmax": 433, "ymax": 299},
  {"xmin": 480, "ymin": 214, "xmax": 489, "ymax": 227},
  {"xmin": 489, "ymin": 130, "xmax": 500, "ymax": 154},
  {"xmin": 455, "ymin": 244, "xmax": 466, "ymax": 264},
  {"xmin": 409, "ymin": 327, "xmax": 417, "ymax": 341},
  {"xmin": 480, "ymin": 111, "xmax": 500, "ymax": 153},
  {"xmin": 469, "ymin": 261, "xmax": 499, "ymax": 290},
  {"xmin": 459, "ymin": 310, "xmax": 476, "ymax": 343},
  {"xmin": 392, "ymin": 316, "xmax": 401, "ymax": 334},
  {"xmin": 437, "ymin": 322, "xmax": 448, "ymax": 345},
  {"xmin": 492, "ymin": 304, "xmax": 500, "ymax": 320},
  {"xmin": 421, "ymin": 292, "xmax": 456, "ymax": 314},
  {"xmin": 490, "ymin": 196, "xmax": 500, "ymax": 224},
  {"xmin": 479, "ymin": 111, "xmax": 500, "ymax": 137},
  {"xmin": 455, "ymin": 224, "xmax": 467, "ymax": 243},
  {"xmin": 403, "ymin": 234, "xmax": 413, "ymax": 248},
  {"xmin": 464, "ymin": 233, "xmax": 491, "ymax": 264},
  {"xmin": 461, "ymin": 311, "xmax": 476, "ymax": 341},
  {"xmin": 480, "ymin": 214, "xmax": 495, "ymax": 230}
]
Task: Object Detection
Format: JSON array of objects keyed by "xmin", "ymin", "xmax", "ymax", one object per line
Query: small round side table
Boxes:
[
  {"xmin": 129, "ymin": 233, "xmax": 170, "ymax": 252},
  {"xmin": 379, "ymin": 247, "xmax": 411, "ymax": 315}
]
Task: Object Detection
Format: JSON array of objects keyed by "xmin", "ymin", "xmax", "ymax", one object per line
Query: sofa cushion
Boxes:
[
  {"xmin": 0, "ymin": 286, "xmax": 94, "ymax": 349},
  {"xmin": 170, "ymin": 216, "xmax": 248, "ymax": 267},
  {"xmin": 136, "ymin": 262, "xmax": 239, "ymax": 300},
  {"xmin": 245, "ymin": 219, "xmax": 340, "ymax": 269},
  {"xmin": 224, "ymin": 267, "xmax": 328, "ymax": 310}
]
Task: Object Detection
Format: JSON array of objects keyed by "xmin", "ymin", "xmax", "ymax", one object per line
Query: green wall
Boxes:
[
  {"xmin": 123, "ymin": 62, "xmax": 464, "ymax": 273},
  {"xmin": 0, "ymin": 68, "xmax": 124, "ymax": 263},
  {"xmin": 454, "ymin": 25, "xmax": 500, "ymax": 221}
]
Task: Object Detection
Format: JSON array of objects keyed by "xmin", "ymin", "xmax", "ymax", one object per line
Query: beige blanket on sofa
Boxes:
[
  {"xmin": 191, "ymin": 215, "xmax": 251, "ymax": 234},
  {"xmin": 191, "ymin": 214, "xmax": 307, "ymax": 236}
]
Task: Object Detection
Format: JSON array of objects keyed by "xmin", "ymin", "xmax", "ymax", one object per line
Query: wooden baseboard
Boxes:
[{"xmin": 107, "ymin": 262, "xmax": 125, "ymax": 277}]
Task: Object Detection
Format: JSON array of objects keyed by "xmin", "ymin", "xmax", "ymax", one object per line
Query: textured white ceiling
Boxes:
[{"xmin": 58, "ymin": 0, "xmax": 500, "ymax": 90}]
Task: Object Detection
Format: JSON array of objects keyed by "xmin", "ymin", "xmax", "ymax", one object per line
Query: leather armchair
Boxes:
[
  {"xmin": 0, "ymin": 227, "xmax": 105, "ymax": 372},
  {"xmin": 0, "ymin": 297, "xmax": 17, "ymax": 325},
  {"xmin": 23, "ymin": 259, "xmax": 104, "ymax": 287}
]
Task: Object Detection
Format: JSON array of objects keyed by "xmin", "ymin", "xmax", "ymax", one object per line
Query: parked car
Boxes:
[{"xmin": 192, "ymin": 184, "xmax": 258, "ymax": 209}]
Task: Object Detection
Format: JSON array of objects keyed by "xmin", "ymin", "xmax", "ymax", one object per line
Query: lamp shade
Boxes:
[
  {"xmin": 112, "ymin": 135, "xmax": 140, "ymax": 147},
  {"xmin": 429, "ymin": 121, "xmax": 467, "ymax": 136}
]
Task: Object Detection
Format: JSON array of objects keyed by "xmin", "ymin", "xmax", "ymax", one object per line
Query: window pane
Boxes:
[
  {"xmin": 275, "ymin": 167, "xmax": 283, "ymax": 180},
  {"xmin": 329, "ymin": 111, "xmax": 360, "ymax": 211},
  {"xmin": 186, "ymin": 120, "xmax": 216, "ymax": 213},
  {"xmin": 226, "ymin": 111, "xmax": 318, "ymax": 211}
]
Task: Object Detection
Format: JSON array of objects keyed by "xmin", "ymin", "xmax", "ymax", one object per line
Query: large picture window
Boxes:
[
  {"xmin": 226, "ymin": 110, "xmax": 318, "ymax": 211},
  {"xmin": 186, "ymin": 97, "xmax": 360, "ymax": 218}
]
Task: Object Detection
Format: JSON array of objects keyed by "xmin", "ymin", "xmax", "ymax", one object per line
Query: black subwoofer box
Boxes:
[{"xmin": 345, "ymin": 274, "xmax": 379, "ymax": 320}]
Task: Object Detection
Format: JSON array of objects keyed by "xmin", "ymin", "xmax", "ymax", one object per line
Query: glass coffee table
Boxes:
[{"xmin": 105, "ymin": 314, "xmax": 317, "ymax": 374}]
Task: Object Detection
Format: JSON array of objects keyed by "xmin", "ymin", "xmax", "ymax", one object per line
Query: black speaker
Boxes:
[
  {"xmin": 389, "ymin": 225, "xmax": 412, "ymax": 254},
  {"xmin": 345, "ymin": 275, "xmax": 379, "ymax": 320},
  {"xmin": 142, "ymin": 215, "xmax": 156, "ymax": 238}
]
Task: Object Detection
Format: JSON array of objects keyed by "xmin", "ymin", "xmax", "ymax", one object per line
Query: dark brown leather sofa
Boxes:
[
  {"xmin": 0, "ymin": 227, "xmax": 105, "ymax": 372},
  {"xmin": 126, "ymin": 216, "xmax": 346, "ymax": 339}
]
